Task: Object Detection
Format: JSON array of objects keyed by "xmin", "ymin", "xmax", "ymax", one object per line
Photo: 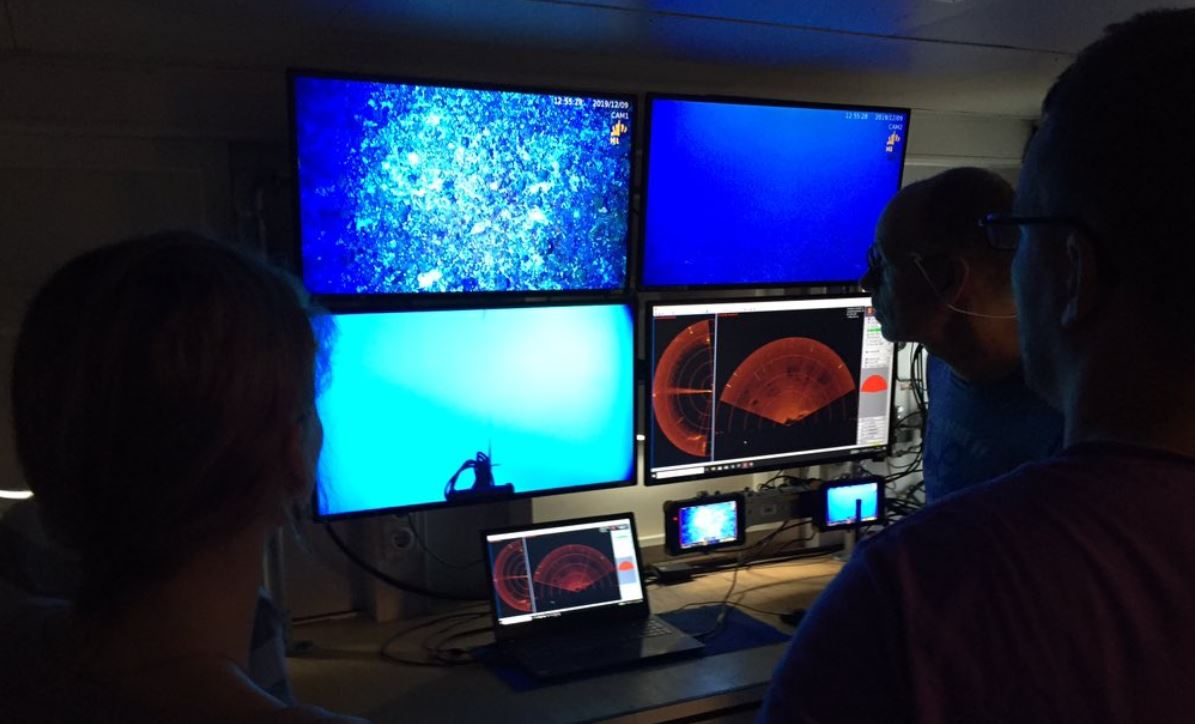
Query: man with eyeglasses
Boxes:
[
  {"xmin": 760, "ymin": 9, "xmax": 1195, "ymax": 722},
  {"xmin": 861, "ymin": 167, "xmax": 1062, "ymax": 502}
]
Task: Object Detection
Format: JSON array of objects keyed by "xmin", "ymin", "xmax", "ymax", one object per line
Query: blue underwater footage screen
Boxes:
[
  {"xmin": 678, "ymin": 500, "xmax": 740, "ymax": 550},
  {"xmin": 643, "ymin": 97, "xmax": 908, "ymax": 287},
  {"xmin": 825, "ymin": 482, "xmax": 880, "ymax": 526},
  {"xmin": 292, "ymin": 74, "xmax": 635, "ymax": 295},
  {"xmin": 314, "ymin": 303, "xmax": 636, "ymax": 517}
]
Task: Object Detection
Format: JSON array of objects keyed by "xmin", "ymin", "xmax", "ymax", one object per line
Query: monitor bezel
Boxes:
[
  {"xmin": 481, "ymin": 512, "xmax": 651, "ymax": 640},
  {"xmin": 643, "ymin": 292, "xmax": 893, "ymax": 486},
  {"xmin": 310, "ymin": 297, "xmax": 640, "ymax": 522},
  {"xmin": 287, "ymin": 68, "xmax": 639, "ymax": 303},
  {"xmin": 637, "ymin": 92, "xmax": 911, "ymax": 292}
]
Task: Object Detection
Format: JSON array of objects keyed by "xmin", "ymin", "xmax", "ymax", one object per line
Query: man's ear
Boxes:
[
  {"xmin": 1060, "ymin": 231, "xmax": 1100, "ymax": 328},
  {"xmin": 933, "ymin": 255, "xmax": 970, "ymax": 307}
]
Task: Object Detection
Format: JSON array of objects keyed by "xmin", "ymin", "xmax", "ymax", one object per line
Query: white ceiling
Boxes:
[{"xmin": 3, "ymin": 0, "xmax": 1190, "ymax": 116}]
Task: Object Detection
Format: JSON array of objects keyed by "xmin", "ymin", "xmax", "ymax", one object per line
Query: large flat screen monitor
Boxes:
[
  {"xmin": 641, "ymin": 95, "xmax": 908, "ymax": 289},
  {"xmin": 646, "ymin": 295, "xmax": 893, "ymax": 484},
  {"xmin": 314, "ymin": 302, "xmax": 636, "ymax": 519},
  {"xmin": 291, "ymin": 72, "xmax": 635, "ymax": 297}
]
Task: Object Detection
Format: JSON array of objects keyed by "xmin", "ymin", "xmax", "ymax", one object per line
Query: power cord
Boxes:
[
  {"xmin": 691, "ymin": 516, "xmax": 812, "ymax": 639},
  {"xmin": 324, "ymin": 524, "xmax": 486, "ymax": 602},
  {"xmin": 402, "ymin": 514, "xmax": 485, "ymax": 570},
  {"xmin": 379, "ymin": 609, "xmax": 490, "ymax": 667}
]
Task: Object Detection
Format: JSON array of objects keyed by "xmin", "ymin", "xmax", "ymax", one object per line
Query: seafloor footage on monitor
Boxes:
[
  {"xmin": 295, "ymin": 77, "xmax": 632, "ymax": 295},
  {"xmin": 679, "ymin": 501, "xmax": 738, "ymax": 548},
  {"xmin": 651, "ymin": 307, "xmax": 864, "ymax": 468},
  {"xmin": 490, "ymin": 529, "xmax": 623, "ymax": 619},
  {"xmin": 643, "ymin": 99, "xmax": 905, "ymax": 287}
]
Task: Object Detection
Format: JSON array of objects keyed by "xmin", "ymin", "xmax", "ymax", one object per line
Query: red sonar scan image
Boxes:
[
  {"xmin": 861, "ymin": 374, "xmax": 888, "ymax": 393},
  {"xmin": 533, "ymin": 544, "xmax": 616, "ymax": 595},
  {"xmin": 720, "ymin": 337, "xmax": 855, "ymax": 425},
  {"xmin": 492, "ymin": 541, "xmax": 533, "ymax": 613},
  {"xmin": 652, "ymin": 319, "xmax": 715, "ymax": 457}
]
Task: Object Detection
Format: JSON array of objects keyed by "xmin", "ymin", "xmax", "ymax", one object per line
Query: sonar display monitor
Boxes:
[
  {"xmin": 641, "ymin": 95, "xmax": 908, "ymax": 289},
  {"xmin": 646, "ymin": 295, "xmax": 894, "ymax": 484},
  {"xmin": 313, "ymin": 302, "xmax": 636, "ymax": 519},
  {"xmin": 291, "ymin": 72, "xmax": 635, "ymax": 297},
  {"xmin": 483, "ymin": 515, "xmax": 646, "ymax": 629}
]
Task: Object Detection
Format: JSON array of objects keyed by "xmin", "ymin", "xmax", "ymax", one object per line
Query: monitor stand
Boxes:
[
  {"xmin": 362, "ymin": 499, "xmax": 532, "ymax": 621},
  {"xmin": 833, "ymin": 499, "xmax": 864, "ymax": 562}
]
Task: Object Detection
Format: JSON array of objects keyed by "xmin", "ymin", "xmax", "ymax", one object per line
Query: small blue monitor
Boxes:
[
  {"xmin": 678, "ymin": 500, "xmax": 740, "ymax": 549},
  {"xmin": 825, "ymin": 481, "xmax": 881, "ymax": 528},
  {"xmin": 642, "ymin": 96, "xmax": 908, "ymax": 288},
  {"xmin": 314, "ymin": 302, "xmax": 636, "ymax": 518},
  {"xmin": 291, "ymin": 73, "xmax": 635, "ymax": 296}
]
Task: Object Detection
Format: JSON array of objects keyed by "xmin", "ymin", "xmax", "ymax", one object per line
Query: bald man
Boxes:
[{"xmin": 860, "ymin": 167, "xmax": 1061, "ymax": 501}]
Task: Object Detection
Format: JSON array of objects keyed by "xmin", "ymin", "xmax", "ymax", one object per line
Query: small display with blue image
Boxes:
[
  {"xmin": 314, "ymin": 303, "xmax": 636, "ymax": 518},
  {"xmin": 292, "ymin": 75, "xmax": 634, "ymax": 295},
  {"xmin": 678, "ymin": 500, "xmax": 741, "ymax": 550},
  {"xmin": 825, "ymin": 481, "xmax": 880, "ymax": 527}
]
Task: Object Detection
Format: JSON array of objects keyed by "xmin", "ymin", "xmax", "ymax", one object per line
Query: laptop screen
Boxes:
[{"xmin": 484, "ymin": 516, "xmax": 646, "ymax": 627}]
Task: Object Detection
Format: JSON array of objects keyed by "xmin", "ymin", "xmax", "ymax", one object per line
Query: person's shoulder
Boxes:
[
  {"xmin": 264, "ymin": 705, "xmax": 372, "ymax": 723},
  {"xmin": 0, "ymin": 594, "xmax": 69, "ymax": 655},
  {"xmin": 856, "ymin": 453, "xmax": 1079, "ymax": 557},
  {"xmin": 861, "ymin": 443, "xmax": 1192, "ymax": 562}
]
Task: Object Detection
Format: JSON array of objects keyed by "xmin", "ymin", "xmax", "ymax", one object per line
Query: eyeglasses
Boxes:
[
  {"xmin": 860, "ymin": 243, "xmax": 893, "ymax": 292},
  {"xmin": 864, "ymin": 243, "xmax": 883, "ymax": 274},
  {"xmin": 860, "ymin": 241, "xmax": 931, "ymax": 293},
  {"xmin": 978, "ymin": 213, "xmax": 1095, "ymax": 250}
]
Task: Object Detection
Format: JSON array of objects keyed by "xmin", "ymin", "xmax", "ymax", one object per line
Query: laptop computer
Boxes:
[{"xmin": 481, "ymin": 512, "xmax": 705, "ymax": 679}]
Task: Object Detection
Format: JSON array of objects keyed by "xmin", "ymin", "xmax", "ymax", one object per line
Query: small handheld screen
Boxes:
[
  {"xmin": 822, "ymin": 479, "xmax": 882, "ymax": 529},
  {"xmin": 664, "ymin": 492, "xmax": 746, "ymax": 555}
]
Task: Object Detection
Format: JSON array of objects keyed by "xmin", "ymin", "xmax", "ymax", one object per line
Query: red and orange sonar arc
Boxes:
[
  {"xmin": 652, "ymin": 319, "xmax": 714, "ymax": 457},
  {"xmin": 720, "ymin": 337, "xmax": 855, "ymax": 425},
  {"xmin": 533, "ymin": 544, "xmax": 615, "ymax": 594},
  {"xmin": 861, "ymin": 374, "xmax": 888, "ymax": 394},
  {"xmin": 492, "ymin": 541, "xmax": 533, "ymax": 613}
]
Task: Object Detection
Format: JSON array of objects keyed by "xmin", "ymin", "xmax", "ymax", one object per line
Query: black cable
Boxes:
[
  {"xmin": 758, "ymin": 472, "xmax": 813, "ymax": 491},
  {"xmin": 659, "ymin": 518, "xmax": 808, "ymax": 575},
  {"xmin": 693, "ymin": 560, "xmax": 741, "ymax": 639},
  {"xmin": 324, "ymin": 524, "xmax": 486, "ymax": 602},
  {"xmin": 772, "ymin": 527, "xmax": 818, "ymax": 554},
  {"xmin": 663, "ymin": 538, "xmax": 838, "ymax": 581},
  {"xmin": 423, "ymin": 623, "xmax": 493, "ymax": 665},
  {"xmin": 670, "ymin": 599, "xmax": 791, "ymax": 618},
  {"xmin": 690, "ymin": 515, "xmax": 814, "ymax": 639},
  {"xmin": 401, "ymin": 515, "xmax": 485, "ymax": 570},
  {"xmin": 379, "ymin": 610, "xmax": 489, "ymax": 667}
]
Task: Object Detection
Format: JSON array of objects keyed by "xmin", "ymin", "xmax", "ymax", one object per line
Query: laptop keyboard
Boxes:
[{"xmin": 509, "ymin": 618, "xmax": 675, "ymax": 658}]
